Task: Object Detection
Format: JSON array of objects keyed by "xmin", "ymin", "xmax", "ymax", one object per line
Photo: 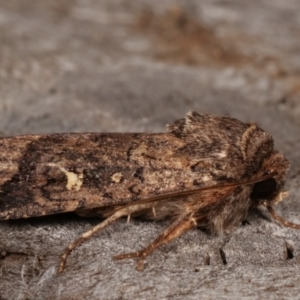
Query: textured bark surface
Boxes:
[{"xmin": 0, "ymin": 1, "xmax": 300, "ymax": 299}]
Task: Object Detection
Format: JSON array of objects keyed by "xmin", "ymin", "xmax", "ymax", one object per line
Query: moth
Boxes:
[{"xmin": 0, "ymin": 112, "xmax": 299, "ymax": 273}]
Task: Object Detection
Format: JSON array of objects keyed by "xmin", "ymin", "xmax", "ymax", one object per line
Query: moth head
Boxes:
[{"xmin": 250, "ymin": 151, "xmax": 290, "ymax": 207}]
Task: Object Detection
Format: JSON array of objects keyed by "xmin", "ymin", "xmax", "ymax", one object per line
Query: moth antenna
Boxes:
[
  {"xmin": 267, "ymin": 206, "xmax": 300, "ymax": 229},
  {"xmin": 114, "ymin": 213, "xmax": 197, "ymax": 271},
  {"xmin": 133, "ymin": 170, "xmax": 278, "ymax": 206},
  {"xmin": 58, "ymin": 201, "xmax": 159, "ymax": 273}
]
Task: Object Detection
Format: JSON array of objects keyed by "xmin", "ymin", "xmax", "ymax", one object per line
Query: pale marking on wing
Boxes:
[
  {"xmin": 47, "ymin": 163, "xmax": 83, "ymax": 191},
  {"xmin": 111, "ymin": 172, "xmax": 123, "ymax": 183},
  {"xmin": 202, "ymin": 175, "xmax": 212, "ymax": 182},
  {"xmin": 216, "ymin": 151, "xmax": 227, "ymax": 158}
]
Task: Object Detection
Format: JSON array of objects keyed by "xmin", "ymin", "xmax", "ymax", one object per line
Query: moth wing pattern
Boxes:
[{"xmin": 0, "ymin": 112, "xmax": 260, "ymax": 221}]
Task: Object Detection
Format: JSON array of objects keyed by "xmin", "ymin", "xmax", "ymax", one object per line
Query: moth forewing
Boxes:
[{"xmin": 1, "ymin": 111, "xmax": 299, "ymax": 273}]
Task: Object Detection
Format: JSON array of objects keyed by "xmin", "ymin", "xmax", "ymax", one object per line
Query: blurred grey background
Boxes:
[{"xmin": 0, "ymin": 1, "xmax": 300, "ymax": 299}]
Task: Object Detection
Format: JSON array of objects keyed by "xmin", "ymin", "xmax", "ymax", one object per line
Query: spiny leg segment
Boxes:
[
  {"xmin": 58, "ymin": 202, "xmax": 160, "ymax": 273},
  {"xmin": 114, "ymin": 213, "xmax": 198, "ymax": 271}
]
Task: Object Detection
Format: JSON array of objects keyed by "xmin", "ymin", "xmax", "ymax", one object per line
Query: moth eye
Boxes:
[{"xmin": 250, "ymin": 178, "xmax": 277, "ymax": 201}]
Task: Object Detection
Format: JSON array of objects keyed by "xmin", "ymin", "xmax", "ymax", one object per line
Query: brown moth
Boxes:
[{"xmin": 0, "ymin": 112, "xmax": 299, "ymax": 272}]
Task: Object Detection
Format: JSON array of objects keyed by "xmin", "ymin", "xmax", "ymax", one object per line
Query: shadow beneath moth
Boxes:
[{"xmin": 0, "ymin": 112, "xmax": 299, "ymax": 272}]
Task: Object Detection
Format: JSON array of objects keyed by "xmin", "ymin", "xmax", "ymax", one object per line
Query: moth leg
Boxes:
[
  {"xmin": 152, "ymin": 207, "xmax": 157, "ymax": 218},
  {"xmin": 114, "ymin": 214, "xmax": 197, "ymax": 271},
  {"xmin": 267, "ymin": 206, "xmax": 300, "ymax": 229},
  {"xmin": 58, "ymin": 202, "xmax": 158, "ymax": 273},
  {"xmin": 127, "ymin": 214, "xmax": 131, "ymax": 224}
]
